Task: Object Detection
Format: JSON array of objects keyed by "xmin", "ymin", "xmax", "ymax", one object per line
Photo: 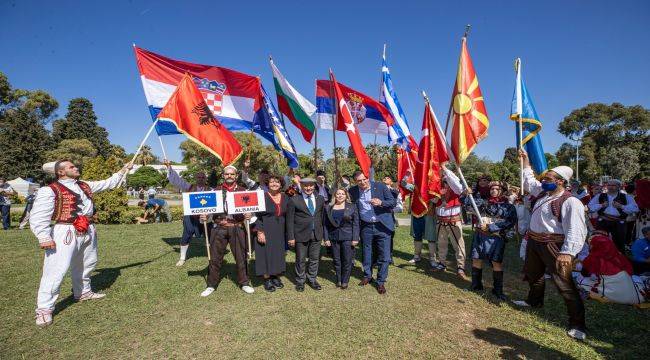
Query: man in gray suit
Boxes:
[{"xmin": 287, "ymin": 177, "xmax": 325, "ymax": 292}]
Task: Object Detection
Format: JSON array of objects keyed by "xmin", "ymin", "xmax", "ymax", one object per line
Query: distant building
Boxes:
[{"xmin": 128, "ymin": 164, "xmax": 187, "ymax": 175}]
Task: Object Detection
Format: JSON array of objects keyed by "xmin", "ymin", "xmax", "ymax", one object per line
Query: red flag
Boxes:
[
  {"xmin": 157, "ymin": 73, "xmax": 242, "ymax": 166},
  {"xmin": 234, "ymin": 191, "xmax": 259, "ymax": 207},
  {"xmin": 329, "ymin": 70, "xmax": 371, "ymax": 178},
  {"xmin": 412, "ymin": 100, "xmax": 449, "ymax": 217},
  {"xmin": 450, "ymin": 37, "xmax": 489, "ymax": 163},
  {"xmin": 397, "ymin": 147, "xmax": 417, "ymax": 198}
]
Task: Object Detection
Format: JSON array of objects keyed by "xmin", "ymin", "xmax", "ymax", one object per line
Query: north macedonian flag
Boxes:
[
  {"xmin": 157, "ymin": 73, "xmax": 242, "ymax": 166},
  {"xmin": 449, "ymin": 37, "xmax": 489, "ymax": 163}
]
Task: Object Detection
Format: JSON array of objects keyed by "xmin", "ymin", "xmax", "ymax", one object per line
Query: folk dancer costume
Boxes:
[
  {"xmin": 464, "ymin": 182, "xmax": 517, "ymax": 300},
  {"xmin": 587, "ymin": 179, "xmax": 639, "ymax": 253},
  {"xmin": 167, "ymin": 167, "xmax": 212, "ymax": 266},
  {"xmin": 516, "ymin": 164, "xmax": 588, "ymax": 340},
  {"xmin": 433, "ymin": 167, "xmax": 466, "ymax": 278},
  {"xmin": 31, "ymin": 165, "xmax": 129, "ymax": 326},
  {"xmin": 201, "ymin": 166, "xmax": 254, "ymax": 297}
]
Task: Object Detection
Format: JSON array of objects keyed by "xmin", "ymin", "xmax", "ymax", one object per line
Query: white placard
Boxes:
[
  {"xmin": 225, "ymin": 189, "xmax": 266, "ymax": 214},
  {"xmin": 182, "ymin": 191, "xmax": 224, "ymax": 216}
]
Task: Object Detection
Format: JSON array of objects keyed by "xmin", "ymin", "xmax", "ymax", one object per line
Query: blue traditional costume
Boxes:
[{"xmin": 463, "ymin": 181, "xmax": 517, "ymax": 299}]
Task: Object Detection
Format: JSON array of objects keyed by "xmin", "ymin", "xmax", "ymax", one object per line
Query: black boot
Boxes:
[
  {"xmin": 263, "ymin": 279, "xmax": 276, "ymax": 292},
  {"xmin": 470, "ymin": 267, "xmax": 484, "ymax": 291},
  {"xmin": 491, "ymin": 270, "xmax": 507, "ymax": 301}
]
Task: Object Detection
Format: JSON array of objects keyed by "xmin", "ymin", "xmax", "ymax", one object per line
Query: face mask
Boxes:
[{"xmin": 541, "ymin": 182, "xmax": 557, "ymax": 192}]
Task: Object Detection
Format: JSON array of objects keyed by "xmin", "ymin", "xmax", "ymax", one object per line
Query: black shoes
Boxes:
[
  {"xmin": 263, "ymin": 279, "xmax": 276, "ymax": 292},
  {"xmin": 295, "ymin": 284, "xmax": 304, "ymax": 292},
  {"xmin": 271, "ymin": 276, "xmax": 284, "ymax": 289},
  {"xmin": 308, "ymin": 281, "xmax": 322, "ymax": 290}
]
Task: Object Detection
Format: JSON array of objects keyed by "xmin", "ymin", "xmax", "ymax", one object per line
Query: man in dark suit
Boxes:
[
  {"xmin": 349, "ymin": 171, "xmax": 396, "ymax": 294},
  {"xmin": 315, "ymin": 169, "xmax": 331, "ymax": 202},
  {"xmin": 286, "ymin": 177, "xmax": 325, "ymax": 292}
]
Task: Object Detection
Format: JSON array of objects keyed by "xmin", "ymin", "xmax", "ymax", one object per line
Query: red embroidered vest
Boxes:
[
  {"xmin": 49, "ymin": 181, "xmax": 94, "ymax": 223},
  {"xmin": 441, "ymin": 191, "xmax": 461, "ymax": 208}
]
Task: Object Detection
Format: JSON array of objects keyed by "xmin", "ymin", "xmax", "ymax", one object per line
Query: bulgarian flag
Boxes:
[{"xmin": 270, "ymin": 58, "xmax": 317, "ymax": 142}]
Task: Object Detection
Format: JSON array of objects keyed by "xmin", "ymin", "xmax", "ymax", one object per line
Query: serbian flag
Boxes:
[
  {"xmin": 449, "ymin": 37, "xmax": 489, "ymax": 163},
  {"xmin": 134, "ymin": 46, "xmax": 263, "ymax": 136},
  {"xmin": 412, "ymin": 99, "xmax": 450, "ymax": 217},
  {"xmin": 329, "ymin": 70, "xmax": 371, "ymax": 177},
  {"xmin": 157, "ymin": 73, "xmax": 242, "ymax": 166},
  {"xmin": 315, "ymin": 80, "xmax": 394, "ymax": 136}
]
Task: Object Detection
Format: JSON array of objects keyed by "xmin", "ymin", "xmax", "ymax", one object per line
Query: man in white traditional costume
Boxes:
[
  {"xmin": 513, "ymin": 151, "xmax": 588, "ymax": 340},
  {"xmin": 31, "ymin": 160, "xmax": 132, "ymax": 327}
]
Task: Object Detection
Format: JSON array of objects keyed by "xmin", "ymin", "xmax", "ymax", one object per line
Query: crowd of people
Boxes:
[{"xmin": 20, "ymin": 155, "xmax": 650, "ymax": 340}]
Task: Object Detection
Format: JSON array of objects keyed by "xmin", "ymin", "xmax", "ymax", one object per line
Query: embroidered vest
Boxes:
[
  {"xmin": 49, "ymin": 181, "xmax": 93, "ymax": 223},
  {"xmin": 597, "ymin": 192, "xmax": 628, "ymax": 220},
  {"xmin": 441, "ymin": 191, "xmax": 461, "ymax": 208},
  {"xmin": 531, "ymin": 190, "xmax": 572, "ymax": 222}
]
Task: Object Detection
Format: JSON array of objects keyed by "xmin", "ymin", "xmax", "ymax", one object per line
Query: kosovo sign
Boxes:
[
  {"xmin": 182, "ymin": 191, "xmax": 224, "ymax": 216},
  {"xmin": 225, "ymin": 189, "xmax": 266, "ymax": 214}
]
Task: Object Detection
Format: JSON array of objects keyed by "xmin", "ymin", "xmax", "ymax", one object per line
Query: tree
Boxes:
[
  {"xmin": 557, "ymin": 103, "xmax": 650, "ymax": 182},
  {"xmin": 45, "ymin": 138, "xmax": 98, "ymax": 170},
  {"xmin": 134, "ymin": 145, "xmax": 158, "ymax": 166},
  {"xmin": 51, "ymin": 98, "xmax": 111, "ymax": 157},
  {"xmin": 127, "ymin": 166, "xmax": 165, "ymax": 189},
  {"xmin": 600, "ymin": 147, "xmax": 640, "ymax": 182},
  {"xmin": 0, "ymin": 73, "xmax": 57, "ymax": 181},
  {"xmin": 83, "ymin": 156, "xmax": 128, "ymax": 224}
]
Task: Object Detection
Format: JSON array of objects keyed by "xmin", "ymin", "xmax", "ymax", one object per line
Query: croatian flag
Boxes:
[
  {"xmin": 379, "ymin": 46, "xmax": 417, "ymax": 150},
  {"xmin": 134, "ymin": 46, "xmax": 263, "ymax": 135},
  {"xmin": 315, "ymin": 80, "xmax": 394, "ymax": 135}
]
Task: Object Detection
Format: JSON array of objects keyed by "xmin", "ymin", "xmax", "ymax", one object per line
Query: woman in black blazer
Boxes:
[{"xmin": 323, "ymin": 188, "xmax": 359, "ymax": 289}]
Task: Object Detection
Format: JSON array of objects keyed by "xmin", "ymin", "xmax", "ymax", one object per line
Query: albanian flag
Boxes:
[
  {"xmin": 157, "ymin": 73, "xmax": 242, "ymax": 166},
  {"xmin": 450, "ymin": 37, "xmax": 489, "ymax": 163}
]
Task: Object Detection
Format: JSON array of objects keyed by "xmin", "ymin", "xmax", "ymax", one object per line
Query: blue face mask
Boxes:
[{"xmin": 541, "ymin": 182, "xmax": 558, "ymax": 192}]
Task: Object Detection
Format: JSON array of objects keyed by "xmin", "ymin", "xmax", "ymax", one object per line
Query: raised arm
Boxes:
[
  {"xmin": 166, "ymin": 166, "xmax": 191, "ymax": 192},
  {"xmin": 86, "ymin": 164, "xmax": 131, "ymax": 193},
  {"xmin": 442, "ymin": 167, "xmax": 463, "ymax": 195},
  {"xmin": 520, "ymin": 150, "xmax": 543, "ymax": 196}
]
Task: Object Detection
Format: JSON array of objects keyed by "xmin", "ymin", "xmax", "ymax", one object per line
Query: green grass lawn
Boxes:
[{"xmin": 1, "ymin": 223, "xmax": 648, "ymax": 359}]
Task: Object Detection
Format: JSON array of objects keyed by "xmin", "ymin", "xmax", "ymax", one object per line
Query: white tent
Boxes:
[{"xmin": 7, "ymin": 177, "xmax": 40, "ymax": 197}]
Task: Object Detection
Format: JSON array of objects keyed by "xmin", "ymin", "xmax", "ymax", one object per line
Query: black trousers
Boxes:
[
  {"xmin": 295, "ymin": 239, "xmax": 321, "ymax": 285},
  {"xmin": 597, "ymin": 219, "xmax": 627, "ymax": 253},
  {"xmin": 331, "ymin": 240, "xmax": 354, "ymax": 285},
  {"xmin": 207, "ymin": 225, "xmax": 249, "ymax": 288},
  {"xmin": 524, "ymin": 239, "xmax": 585, "ymax": 331}
]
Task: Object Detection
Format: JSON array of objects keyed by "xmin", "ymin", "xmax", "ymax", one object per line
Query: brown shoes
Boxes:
[
  {"xmin": 377, "ymin": 284, "xmax": 387, "ymax": 295},
  {"xmin": 358, "ymin": 278, "xmax": 372, "ymax": 286}
]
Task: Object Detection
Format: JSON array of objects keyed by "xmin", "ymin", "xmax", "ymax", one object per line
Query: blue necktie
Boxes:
[{"xmin": 307, "ymin": 196, "xmax": 315, "ymax": 215}]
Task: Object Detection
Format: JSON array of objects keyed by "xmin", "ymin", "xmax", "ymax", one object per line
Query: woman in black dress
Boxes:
[
  {"xmin": 255, "ymin": 175, "xmax": 288, "ymax": 292},
  {"xmin": 323, "ymin": 188, "xmax": 359, "ymax": 289}
]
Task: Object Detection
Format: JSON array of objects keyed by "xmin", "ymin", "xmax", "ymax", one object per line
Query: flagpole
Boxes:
[
  {"xmin": 119, "ymin": 119, "xmax": 159, "ymax": 186},
  {"xmin": 312, "ymin": 79, "xmax": 319, "ymax": 172},
  {"xmin": 157, "ymin": 135, "xmax": 168, "ymax": 161},
  {"xmin": 515, "ymin": 58, "xmax": 525, "ymax": 195},
  {"xmin": 422, "ymin": 90, "xmax": 483, "ymax": 226},
  {"xmin": 328, "ymin": 70, "xmax": 340, "ymax": 184},
  {"xmin": 443, "ymin": 25, "xmax": 471, "ymax": 137}
]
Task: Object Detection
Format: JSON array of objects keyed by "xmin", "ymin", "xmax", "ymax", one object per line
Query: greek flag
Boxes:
[
  {"xmin": 379, "ymin": 46, "xmax": 416, "ymax": 150},
  {"xmin": 259, "ymin": 85, "xmax": 299, "ymax": 169}
]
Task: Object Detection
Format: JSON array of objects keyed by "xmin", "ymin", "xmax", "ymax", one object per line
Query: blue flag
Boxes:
[
  {"xmin": 510, "ymin": 59, "xmax": 548, "ymax": 174},
  {"xmin": 258, "ymin": 85, "xmax": 299, "ymax": 169}
]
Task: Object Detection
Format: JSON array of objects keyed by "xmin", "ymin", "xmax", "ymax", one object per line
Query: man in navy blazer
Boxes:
[{"xmin": 348, "ymin": 170, "xmax": 396, "ymax": 294}]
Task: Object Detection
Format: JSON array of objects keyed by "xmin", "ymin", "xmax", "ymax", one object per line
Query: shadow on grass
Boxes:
[
  {"xmin": 54, "ymin": 252, "xmax": 171, "ymax": 316},
  {"xmin": 472, "ymin": 327, "xmax": 572, "ymax": 359}
]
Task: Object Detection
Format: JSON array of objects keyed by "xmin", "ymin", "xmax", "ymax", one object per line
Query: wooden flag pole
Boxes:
[
  {"xmin": 203, "ymin": 220, "xmax": 211, "ymax": 261},
  {"xmin": 244, "ymin": 219, "xmax": 252, "ymax": 260},
  {"xmin": 157, "ymin": 135, "xmax": 168, "ymax": 161},
  {"xmin": 118, "ymin": 119, "xmax": 159, "ymax": 186},
  {"xmin": 422, "ymin": 90, "xmax": 484, "ymax": 226}
]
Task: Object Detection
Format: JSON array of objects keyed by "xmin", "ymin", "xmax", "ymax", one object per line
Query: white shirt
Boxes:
[
  {"xmin": 302, "ymin": 192, "xmax": 317, "ymax": 212},
  {"xmin": 0, "ymin": 184, "xmax": 14, "ymax": 205},
  {"xmin": 587, "ymin": 192, "xmax": 638, "ymax": 218},
  {"xmin": 167, "ymin": 168, "xmax": 210, "ymax": 192},
  {"xmin": 523, "ymin": 167, "xmax": 587, "ymax": 256},
  {"xmin": 29, "ymin": 172, "xmax": 125, "ymax": 243},
  {"xmin": 437, "ymin": 168, "xmax": 463, "ymax": 217}
]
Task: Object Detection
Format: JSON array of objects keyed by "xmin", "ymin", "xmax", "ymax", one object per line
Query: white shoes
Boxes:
[
  {"xmin": 512, "ymin": 300, "xmax": 532, "ymax": 307},
  {"xmin": 200, "ymin": 287, "xmax": 215, "ymax": 297},
  {"xmin": 176, "ymin": 259, "xmax": 186, "ymax": 267},
  {"xmin": 241, "ymin": 285, "xmax": 255, "ymax": 294},
  {"xmin": 567, "ymin": 328, "xmax": 587, "ymax": 340},
  {"xmin": 408, "ymin": 255, "xmax": 421, "ymax": 264},
  {"xmin": 75, "ymin": 291, "xmax": 106, "ymax": 302},
  {"xmin": 35, "ymin": 311, "xmax": 53, "ymax": 327}
]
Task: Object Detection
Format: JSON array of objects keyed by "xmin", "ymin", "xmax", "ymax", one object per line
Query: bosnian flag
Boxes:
[
  {"xmin": 134, "ymin": 46, "xmax": 263, "ymax": 135},
  {"xmin": 379, "ymin": 45, "xmax": 418, "ymax": 151},
  {"xmin": 315, "ymin": 80, "xmax": 394, "ymax": 135}
]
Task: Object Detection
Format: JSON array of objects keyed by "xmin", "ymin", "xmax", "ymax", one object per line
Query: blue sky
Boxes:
[{"xmin": 1, "ymin": 1, "xmax": 649, "ymax": 163}]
